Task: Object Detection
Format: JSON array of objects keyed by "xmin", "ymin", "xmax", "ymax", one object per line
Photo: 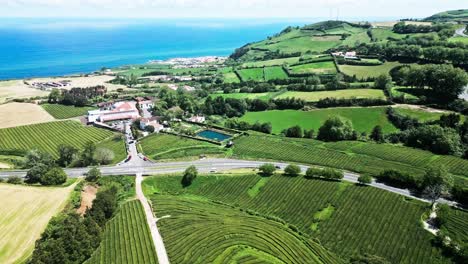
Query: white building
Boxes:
[
  {"xmin": 140, "ymin": 117, "xmax": 164, "ymax": 132},
  {"xmin": 88, "ymin": 101, "xmax": 140, "ymax": 123}
]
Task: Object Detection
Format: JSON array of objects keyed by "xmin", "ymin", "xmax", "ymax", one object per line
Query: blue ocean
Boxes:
[{"xmin": 0, "ymin": 18, "xmax": 322, "ymax": 80}]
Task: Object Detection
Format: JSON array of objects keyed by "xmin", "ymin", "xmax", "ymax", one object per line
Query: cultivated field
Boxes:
[
  {"xmin": 239, "ymin": 108, "xmax": 397, "ymax": 134},
  {"xmin": 289, "ymin": 61, "xmax": 337, "ymax": 74},
  {"xmin": 0, "ymin": 103, "xmax": 54, "ymax": 129},
  {"xmin": 237, "ymin": 68, "xmax": 264, "ymax": 82},
  {"xmin": 339, "ymin": 61, "xmax": 403, "ymax": 79},
  {"xmin": 276, "ymin": 89, "xmax": 385, "ymax": 102},
  {"xmin": 139, "ymin": 133, "xmax": 224, "ymax": 160},
  {"xmin": 0, "ymin": 80, "xmax": 47, "ymax": 104},
  {"xmin": 144, "ymin": 174, "xmax": 449, "ymax": 263},
  {"xmin": 148, "ymin": 194, "xmax": 341, "ymax": 264},
  {"xmin": 96, "ymin": 135, "xmax": 128, "ymax": 164},
  {"xmin": 0, "ymin": 120, "xmax": 115, "ymax": 158},
  {"xmin": 222, "ymin": 72, "xmax": 240, "ymax": 83},
  {"xmin": 242, "ymin": 57, "xmax": 301, "ymax": 67},
  {"xmin": 209, "ymin": 92, "xmax": 275, "ymax": 100},
  {"xmin": 25, "ymin": 75, "xmax": 125, "ymax": 91},
  {"xmin": 0, "ymin": 183, "xmax": 75, "ymax": 263},
  {"xmin": 86, "ymin": 200, "xmax": 158, "ymax": 264},
  {"xmin": 41, "ymin": 104, "xmax": 96, "ymax": 119},
  {"xmin": 264, "ymin": 66, "xmax": 288, "ymax": 80}
]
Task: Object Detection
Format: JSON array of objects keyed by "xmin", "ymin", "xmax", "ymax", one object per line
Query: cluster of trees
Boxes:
[
  {"xmin": 48, "ymin": 86, "xmax": 107, "ymax": 107},
  {"xmin": 29, "ymin": 180, "xmax": 120, "ymax": 263},
  {"xmin": 392, "ymin": 64, "xmax": 468, "ymax": 103},
  {"xmin": 225, "ymin": 119, "xmax": 272, "ymax": 134},
  {"xmin": 181, "ymin": 165, "xmax": 198, "ymax": 187},
  {"xmin": 393, "ymin": 22, "xmax": 452, "ymax": 34},
  {"xmin": 434, "ymin": 205, "xmax": 468, "ymax": 263},
  {"xmin": 316, "ymin": 97, "xmax": 390, "ymax": 108},
  {"xmin": 317, "ymin": 116, "xmax": 357, "ymax": 141},
  {"xmin": 305, "ymin": 167, "xmax": 344, "ymax": 181},
  {"xmin": 23, "ymin": 150, "xmax": 67, "ymax": 186}
]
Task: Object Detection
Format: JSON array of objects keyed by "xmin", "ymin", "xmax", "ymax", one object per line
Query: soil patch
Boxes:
[{"xmin": 77, "ymin": 185, "xmax": 98, "ymax": 216}]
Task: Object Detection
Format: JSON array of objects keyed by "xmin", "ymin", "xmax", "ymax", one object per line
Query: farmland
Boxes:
[
  {"xmin": 143, "ymin": 174, "xmax": 450, "ymax": 263},
  {"xmin": 86, "ymin": 200, "xmax": 158, "ymax": 264},
  {"xmin": 264, "ymin": 66, "xmax": 288, "ymax": 80},
  {"xmin": 147, "ymin": 194, "xmax": 341, "ymax": 263},
  {"xmin": 0, "ymin": 183, "xmax": 75, "ymax": 264},
  {"xmin": 236, "ymin": 68, "xmax": 264, "ymax": 82},
  {"xmin": 139, "ymin": 133, "xmax": 224, "ymax": 160},
  {"xmin": 0, "ymin": 120, "xmax": 116, "ymax": 158},
  {"xmin": 96, "ymin": 135, "xmax": 128, "ymax": 164},
  {"xmin": 339, "ymin": 61, "xmax": 404, "ymax": 79},
  {"xmin": 0, "ymin": 102, "xmax": 54, "ymax": 129},
  {"xmin": 289, "ymin": 61, "xmax": 337, "ymax": 74},
  {"xmin": 222, "ymin": 72, "xmax": 240, "ymax": 83},
  {"xmin": 42, "ymin": 104, "xmax": 96, "ymax": 119},
  {"xmin": 232, "ymin": 134, "xmax": 468, "ymax": 178},
  {"xmin": 209, "ymin": 92, "xmax": 276, "ymax": 100},
  {"xmin": 393, "ymin": 107, "xmax": 448, "ymax": 122},
  {"xmin": 276, "ymin": 89, "xmax": 385, "ymax": 102},
  {"xmin": 242, "ymin": 57, "xmax": 301, "ymax": 67},
  {"xmin": 239, "ymin": 108, "xmax": 397, "ymax": 134}
]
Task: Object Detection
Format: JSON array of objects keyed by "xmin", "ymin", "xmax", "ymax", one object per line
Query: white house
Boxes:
[
  {"xmin": 188, "ymin": 115, "xmax": 206, "ymax": 123},
  {"xmin": 88, "ymin": 101, "xmax": 140, "ymax": 123}
]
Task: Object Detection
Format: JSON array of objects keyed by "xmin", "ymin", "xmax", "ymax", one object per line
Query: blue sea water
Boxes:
[{"xmin": 0, "ymin": 18, "xmax": 320, "ymax": 80}]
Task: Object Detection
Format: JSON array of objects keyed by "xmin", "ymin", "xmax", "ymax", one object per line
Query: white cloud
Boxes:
[{"xmin": 1, "ymin": 0, "xmax": 466, "ymax": 18}]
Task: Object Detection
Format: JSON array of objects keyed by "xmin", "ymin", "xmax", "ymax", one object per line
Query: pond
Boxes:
[{"xmin": 197, "ymin": 130, "xmax": 232, "ymax": 141}]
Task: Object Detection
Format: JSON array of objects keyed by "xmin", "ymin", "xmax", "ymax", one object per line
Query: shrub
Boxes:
[
  {"xmin": 284, "ymin": 164, "xmax": 301, "ymax": 177},
  {"xmin": 305, "ymin": 167, "xmax": 323, "ymax": 179},
  {"xmin": 86, "ymin": 167, "xmax": 102, "ymax": 182},
  {"xmin": 375, "ymin": 169, "xmax": 418, "ymax": 189},
  {"xmin": 317, "ymin": 116, "xmax": 356, "ymax": 142},
  {"xmin": 322, "ymin": 168, "xmax": 344, "ymax": 181},
  {"xmin": 284, "ymin": 125, "xmax": 303, "ymax": 138},
  {"xmin": 259, "ymin": 163, "xmax": 276, "ymax": 176},
  {"xmin": 181, "ymin": 165, "xmax": 198, "ymax": 187},
  {"xmin": 94, "ymin": 148, "xmax": 115, "ymax": 165},
  {"xmin": 7, "ymin": 176, "xmax": 22, "ymax": 185},
  {"xmin": 358, "ymin": 174, "xmax": 373, "ymax": 185},
  {"xmin": 40, "ymin": 167, "xmax": 67, "ymax": 186}
]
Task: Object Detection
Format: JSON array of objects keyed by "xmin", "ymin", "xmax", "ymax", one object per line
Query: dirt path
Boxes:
[
  {"xmin": 392, "ymin": 104, "xmax": 450, "ymax": 113},
  {"xmin": 77, "ymin": 185, "xmax": 98, "ymax": 216},
  {"xmin": 423, "ymin": 203, "xmax": 439, "ymax": 235},
  {"xmin": 135, "ymin": 173, "xmax": 170, "ymax": 264}
]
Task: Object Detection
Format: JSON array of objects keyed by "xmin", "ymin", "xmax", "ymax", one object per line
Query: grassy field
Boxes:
[
  {"xmin": 239, "ymin": 108, "xmax": 397, "ymax": 134},
  {"xmin": 276, "ymin": 89, "xmax": 385, "ymax": 102},
  {"xmin": 264, "ymin": 66, "xmax": 288, "ymax": 80},
  {"xmin": 143, "ymin": 174, "xmax": 449, "ymax": 263},
  {"xmin": 86, "ymin": 200, "xmax": 158, "ymax": 264},
  {"xmin": 0, "ymin": 121, "xmax": 116, "ymax": 158},
  {"xmin": 41, "ymin": 104, "xmax": 96, "ymax": 119},
  {"xmin": 448, "ymin": 36, "xmax": 468, "ymax": 44},
  {"xmin": 289, "ymin": 61, "xmax": 337, "ymax": 74},
  {"xmin": 222, "ymin": 72, "xmax": 240, "ymax": 83},
  {"xmin": 210, "ymin": 92, "xmax": 276, "ymax": 100},
  {"xmin": 96, "ymin": 135, "xmax": 128, "ymax": 164},
  {"xmin": 339, "ymin": 61, "xmax": 403, "ymax": 79},
  {"xmin": 0, "ymin": 102, "xmax": 54, "ymax": 129},
  {"xmin": 237, "ymin": 68, "xmax": 264, "ymax": 82},
  {"xmin": 0, "ymin": 183, "xmax": 75, "ymax": 263},
  {"xmin": 370, "ymin": 28, "xmax": 410, "ymax": 42},
  {"xmin": 242, "ymin": 57, "xmax": 301, "ymax": 67},
  {"xmin": 145, "ymin": 193, "xmax": 341, "ymax": 263},
  {"xmin": 139, "ymin": 133, "xmax": 224, "ymax": 160},
  {"xmin": 440, "ymin": 207, "xmax": 468, "ymax": 248},
  {"xmin": 261, "ymin": 36, "xmax": 341, "ymax": 53},
  {"xmin": 232, "ymin": 134, "xmax": 468, "ymax": 178}
]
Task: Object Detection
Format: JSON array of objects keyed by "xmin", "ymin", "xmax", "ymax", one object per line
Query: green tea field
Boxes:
[{"xmin": 41, "ymin": 104, "xmax": 96, "ymax": 119}]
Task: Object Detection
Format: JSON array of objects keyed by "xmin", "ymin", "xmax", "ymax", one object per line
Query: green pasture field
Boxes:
[
  {"xmin": 86, "ymin": 200, "xmax": 158, "ymax": 264},
  {"xmin": 237, "ymin": 68, "xmax": 264, "ymax": 82},
  {"xmin": 276, "ymin": 89, "xmax": 385, "ymax": 102},
  {"xmin": 232, "ymin": 134, "xmax": 468, "ymax": 178},
  {"xmin": 222, "ymin": 72, "xmax": 240, "ymax": 83},
  {"xmin": 448, "ymin": 36, "xmax": 468, "ymax": 44},
  {"xmin": 242, "ymin": 57, "xmax": 301, "ymax": 67},
  {"xmin": 143, "ymin": 174, "xmax": 450, "ymax": 263},
  {"xmin": 144, "ymin": 188, "xmax": 341, "ymax": 263},
  {"xmin": 339, "ymin": 61, "xmax": 403, "ymax": 79},
  {"xmin": 239, "ymin": 107, "xmax": 397, "ymax": 134},
  {"xmin": 96, "ymin": 135, "xmax": 127, "ymax": 164},
  {"xmin": 391, "ymin": 86, "xmax": 419, "ymax": 100},
  {"xmin": 41, "ymin": 104, "xmax": 96, "ymax": 119},
  {"xmin": 264, "ymin": 66, "xmax": 288, "ymax": 80},
  {"xmin": 209, "ymin": 92, "xmax": 276, "ymax": 100},
  {"xmin": 0, "ymin": 121, "xmax": 116, "ymax": 158},
  {"xmin": 370, "ymin": 28, "xmax": 409, "ymax": 41},
  {"xmin": 139, "ymin": 133, "xmax": 224, "ymax": 160},
  {"xmin": 289, "ymin": 61, "xmax": 337, "ymax": 74},
  {"xmin": 258, "ymin": 36, "xmax": 341, "ymax": 53},
  {"xmin": 341, "ymin": 31, "xmax": 372, "ymax": 46},
  {"xmin": 393, "ymin": 107, "xmax": 465, "ymax": 123}
]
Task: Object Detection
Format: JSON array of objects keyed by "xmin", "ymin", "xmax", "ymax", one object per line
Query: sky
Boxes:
[{"xmin": 1, "ymin": 0, "xmax": 467, "ymax": 19}]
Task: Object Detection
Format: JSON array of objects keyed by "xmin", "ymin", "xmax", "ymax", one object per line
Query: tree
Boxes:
[
  {"xmin": 317, "ymin": 116, "xmax": 356, "ymax": 142},
  {"xmin": 303, "ymin": 129, "xmax": 315, "ymax": 139},
  {"xmin": 93, "ymin": 148, "xmax": 114, "ymax": 165},
  {"xmin": 145, "ymin": 125, "xmax": 155, "ymax": 133},
  {"xmin": 374, "ymin": 74, "xmax": 392, "ymax": 90},
  {"xmin": 181, "ymin": 165, "xmax": 198, "ymax": 187},
  {"xmin": 421, "ymin": 166, "xmax": 454, "ymax": 204},
  {"xmin": 284, "ymin": 125, "xmax": 303, "ymax": 138},
  {"xmin": 80, "ymin": 141, "xmax": 97, "ymax": 166},
  {"xmin": 40, "ymin": 167, "xmax": 67, "ymax": 186},
  {"xmin": 358, "ymin": 174, "xmax": 373, "ymax": 185},
  {"xmin": 305, "ymin": 167, "xmax": 322, "ymax": 179},
  {"xmin": 48, "ymin": 88, "xmax": 62, "ymax": 103},
  {"xmin": 370, "ymin": 125, "xmax": 384, "ymax": 143},
  {"xmin": 284, "ymin": 164, "xmax": 301, "ymax": 177},
  {"xmin": 258, "ymin": 163, "xmax": 276, "ymax": 176},
  {"xmin": 438, "ymin": 113, "xmax": 460, "ymax": 128},
  {"xmin": 25, "ymin": 163, "xmax": 49, "ymax": 184},
  {"xmin": 322, "ymin": 168, "xmax": 344, "ymax": 181},
  {"xmin": 406, "ymin": 125, "xmax": 463, "ymax": 156},
  {"xmin": 57, "ymin": 144, "xmax": 78, "ymax": 167},
  {"xmin": 85, "ymin": 167, "xmax": 102, "ymax": 182},
  {"xmin": 24, "ymin": 149, "xmax": 54, "ymax": 169}
]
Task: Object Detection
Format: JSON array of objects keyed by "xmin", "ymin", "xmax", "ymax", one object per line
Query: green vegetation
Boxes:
[
  {"xmin": 393, "ymin": 107, "xmax": 447, "ymax": 122},
  {"xmin": 424, "ymin": 9, "xmax": 468, "ymax": 22},
  {"xmin": 86, "ymin": 200, "xmax": 158, "ymax": 264},
  {"xmin": 237, "ymin": 68, "xmax": 264, "ymax": 82},
  {"xmin": 289, "ymin": 61, "xmax": 337, "ymax": 74},
  {"xmin": 139, "ymin": 133, "xmax": 224, "ymax": 160},
  {"xmin": 222, "ymin": 72, "xmax": 240, "ymax": 83},
  {"xmin": 232, "ymin": 134, "xmax": 468, "ymax": 178},
  {"xmin": 339, "ymin": 61, "xmax": 404, "ymax": 79},
  {"xmin": 264, "ymin": 66, "xmax": 288, "ymax": 80},
  {"xmin": 95, "ymin": 135, "xmax": 127, "ymax": 164},
  {"xmin": 209, "ymin": 92, "xmax": 275, "ymax": 100},
  {"xmin": 239, "ymin": 108, "xmax": 397, "ymax": 134},
  {"xmin": 276, "ymin": 89, "xmax": 385, "ymax": 102},
  {"xmin": 448, "ymin": 36, "xmax": 468, "ymax": 44},
  {"xmin": 0, "ymin": 121, "xmax": 115, "ymax": 158},
  {"xmin": 242, "ymin": 57, "xmax": 301, "ymax": 67},
  {"xmin": 41, "ymin": 104, "xmax": 96, "ymax": 119},
  {"xmin": 143, "ymin": 174, "xmax": 448, "ymax": 263}
]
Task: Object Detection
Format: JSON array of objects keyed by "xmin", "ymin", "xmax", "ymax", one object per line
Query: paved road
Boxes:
[
  {"xmin": 136, "ymin": 173, "xmax": 170, "ymax": 264},
  {"xmin": 455, "ymin": 26, "xmax": 467, "ymax": 37}
]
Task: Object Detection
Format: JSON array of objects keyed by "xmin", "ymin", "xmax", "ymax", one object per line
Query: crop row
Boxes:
[
  {"xmin": 42, "ymin": 104, "xmax": 95, "ymax": 119},
  {"xmin": 86, "ymin": 200, "xmax": 158, "ymax": 264},
  {"xmin": 0, "ymin": 121, "xmax": 113, "ymax": 157}
]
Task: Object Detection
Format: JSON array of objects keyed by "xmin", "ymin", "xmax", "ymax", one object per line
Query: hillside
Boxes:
[{"xmin": 424, "ymin": 9, "xmax": 468, "ymax": 22}]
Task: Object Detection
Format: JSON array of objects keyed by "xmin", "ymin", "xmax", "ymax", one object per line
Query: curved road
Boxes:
[{"xmin": 455, "ymin": 26, "xmax": 467, "ymax": 37}]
